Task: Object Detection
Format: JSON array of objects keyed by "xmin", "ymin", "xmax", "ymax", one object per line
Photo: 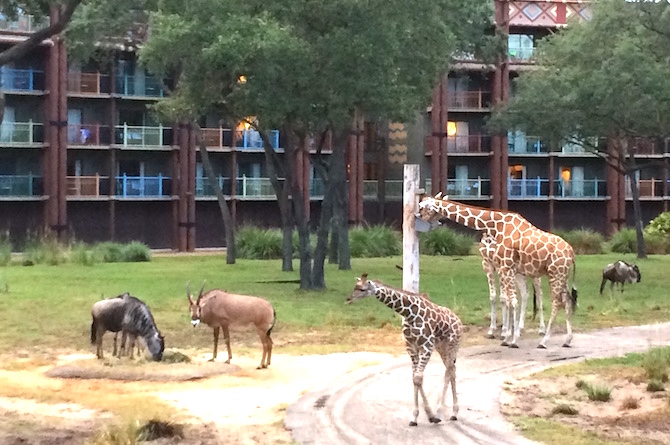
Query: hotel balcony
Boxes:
[
  {"xmin": 67, "ymin": 175, "xmax": 110, "ymax": 198},
  {"xmin": 67, "ymin": 72, "xmax": 111, "ymax": 95},
  {"xmin": 201, "ymin": 128, "xmax": 280, "ymax": 151},
  {"xmin": 0, "ymin": 174, "xmax": 43, "ymax": 197},
  {"xmin": 554, "ymin": 179, "xmax": 607, "ymax": 198},
  {"xmin": 115, "ymin": 174, "xmax": 171, "ymax": 198},
  {"xmin": 626, "ymin": 178, "xmax": 666, "ymax": 199},
  {"xmin": 508, "ymin": 133, "xmax": 548, "ymax": 154},
  {"xmin": 508, "ymin": 178, "xmax": 549, "ymax": 198},
  {"xmin": 115, "ymin": 75, "xmax": 165, "ymax": 98},
  {"xmin": 67, "ymin": 124, "xmax": 112, "ymax": 146},
  {"xmin": 196, "ymin": 176, "xmax": 278, "ymax": 200},
  {"xmin": 447, "ymin": 135, "xmax": 491, "ymax": 154},
  {"xmin": 363, "ymin": 180, "xmax": 403, "ymax": 200},
  {"xmin": 114, "ymin": 124, "xmax": 173, "ymax": 148},
  {"xmin": 0, "ymin": 121, "xmax": 44, "ymax": 146},
  {"xmin": 0, "ymin": 68, "xmax": 45, "ymax": 92},
  {"xmin": 447, "ymin": 90, "xmax": 491, "ymax": 111}
]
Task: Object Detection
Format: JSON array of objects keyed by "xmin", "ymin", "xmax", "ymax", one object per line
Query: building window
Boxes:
[{"xmin": 508, "ymin": 34, "xmax": 534, "ymax": 61}]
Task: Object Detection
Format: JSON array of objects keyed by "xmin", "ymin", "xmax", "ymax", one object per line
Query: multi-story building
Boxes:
[{"xmin": 1, "ymin": 1, "xmax": 668, "ymax": 251}]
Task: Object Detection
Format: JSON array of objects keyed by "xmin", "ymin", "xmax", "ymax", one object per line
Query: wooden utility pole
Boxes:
[{"xmin": 402, "ymin": 164, "xmax": 421, "ymax": 293}]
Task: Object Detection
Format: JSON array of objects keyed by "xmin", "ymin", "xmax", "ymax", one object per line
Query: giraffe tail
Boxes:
[
  {"xmin": 532, "ymin": 287, "xmax": 538, "ymax": 320},
  {"xmin": 570, "ymin": 261, "xmax": 578, "ymax": 313}
]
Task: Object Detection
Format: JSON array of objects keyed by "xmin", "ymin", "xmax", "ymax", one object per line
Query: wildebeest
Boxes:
[
  {"xmin": 91, "ymin": 293, "xmax": 165, "ymax": 361},
  {"xmin": 599, "ymin": 260, "xmax": 641, "ymax": 295},
  {"xmin": 187, "ymin": 281, "xmax": 276, "ymax": 369}
]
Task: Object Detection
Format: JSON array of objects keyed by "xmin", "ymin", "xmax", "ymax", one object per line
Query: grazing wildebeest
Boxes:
[
  {"xmin": 91, "ymin": 293, "xmax": 165, "ymax": 361},
  {"xmin": 599, "ymin": 260, "xmax": 641, "ymax": 295},
  {"xmin": 187, "ymin": 281, "xmax": 276, "ymax": 369}
]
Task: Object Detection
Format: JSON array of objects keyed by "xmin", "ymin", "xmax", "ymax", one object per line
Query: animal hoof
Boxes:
[
  {"xmin": 224, "ymin": 359, "xmax": 231, "ymax": 364},
  {"xmin": 450, "ymin": 416, "xmax": 457, "ymax": 421},
  {"xmin": 429, "ymin": 417, "xmax": 441, "ymax": 424},
  {"xmin": 486, "ymin": 334, "xmax": 495, "ymax": 339},
  {"xmin": 509, "ymin": 344, "xmax": 519, "ymax": 349},
  {"xmin": 537, "ymin": 344, "xmax": 547, "ymax": 349},
  {"xmin": 409, "ymin": 421, "xmax": 418, "ymax": 427},
  {"xmin": 500, "ymin": 341, "xmax": 509, "ymax": 347},
  {"xmin": 562, "ymin": 343, "xmax": 572, "ymax": 348},
  {"xmin": 207, "ymin": 358, "xmax": 216, "ymax": 362}
]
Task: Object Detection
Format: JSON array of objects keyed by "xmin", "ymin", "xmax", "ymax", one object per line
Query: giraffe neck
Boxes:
[
  {"xmin": 434, "ymin": 200, "xmax": 504, "ymax": 231},
  {"xmin": 371, "ymin": 281, "xmax": 423, "ymax": 318}
]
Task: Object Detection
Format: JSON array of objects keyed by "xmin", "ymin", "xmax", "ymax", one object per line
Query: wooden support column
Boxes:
[
  {"xmin": 347, "ymin": 127, "xmax": 358, "ymax": 223},
  {"xmin": 356, "ymin": 119, "xmax": 364, "ymax": 222},
  {"xmin": 492, "ymin": 0, "xmax": 510, "ymax": 210},
  {"xmin": 187, "ymin": 127, "xmax": 196, "ymax": 251},
  {"xmin": 606, "ymin": 139, "xmax": 625, "ymax": 235},
  {"xmin": 109, "ymin": 65, "xmax": 117, "ymax": 241},
  {"xmin": 44, "ymin": 5, "xmax": 60, "ymax": 233},
  {"xmin": 429, "ymin": 84, "xmax": 441, "ymax": 195},
  {"xmin": 57, "ymin": 30, "xmax": 68, "ymax": 240},
  {"xmin": 663, "ymin": 160, "xmax": 668, "ymax": 213},
  {"xmin": 230, "ymin": 130, "xmax": 237, "ymax": 226},
  {"xmin": 177, "ymin": 123, "xmax": 189, "ymax": 251},
  {"xmin": 438, "ymin": 79, "xmax": 448, "ymax": 195},
  {"xmin": 490, "ymin": 66, "xmax": 502, "ymax": 209},
  {"xmin": 548, "ymin": 155, "xmax": 555, "ymax": 230}
]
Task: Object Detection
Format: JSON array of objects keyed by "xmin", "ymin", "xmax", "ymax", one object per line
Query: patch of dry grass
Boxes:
[{"xmin": 619, "ymin": 395, "xmax": 640, "ymax": 411}]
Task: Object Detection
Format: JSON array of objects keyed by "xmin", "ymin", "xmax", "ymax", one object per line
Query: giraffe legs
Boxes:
[
  {"xmin": 500, "ymin": 270, "xmax": 520, "ymax": 348},
  {"xmin": 436, "ymin": 341, "xmax": 459, "ymax": 421},
  {"xmin": 483, "ymin": 260, "xmax": 498, "ymax": 338},
  {"xmin": 407, "ymin": 343, "xmax": 440, "ymax": 426},
  {"xmin": 532, "ymin": 277, "xmax": 546, "ymax": 335},
  {"xmin": 539, "ymin": 278, "xmax": 573, "ymax": 348},
  {"xmin": 516, "ymin": 274, "xmax": 530, "ymax": 331}
]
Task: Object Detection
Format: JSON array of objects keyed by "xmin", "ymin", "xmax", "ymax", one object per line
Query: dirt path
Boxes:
[{"xmin": 285, "ymin": 323, "xmax": 670, "ymax": 445}]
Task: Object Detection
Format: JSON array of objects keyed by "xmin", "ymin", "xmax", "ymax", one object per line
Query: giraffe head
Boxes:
[
  {"xmin": 417, "ymin": 192, "xmax": 446, "ymax": 223},
  {"xmin": 346, "ymin": 274, "xmax": 374, "ymax": 304}
]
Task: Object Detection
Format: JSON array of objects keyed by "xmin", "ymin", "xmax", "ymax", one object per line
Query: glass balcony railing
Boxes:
[
  {"xmin": 114, "ymin": 124, "xmax": 173, "ymax": 147},
  {"xmin": 446, "ymin": 178, "xmax": 491, "ymax": 198},
  {"xmin": 67, "ymin": 124, "xmax": 112, "ymax": 146},
  {"xmin": 554, "ymin": 179, "xmax": 607, "ymax": 198},
  {"xmin": 0, "ymin": 121, "xmax": 44, "ymax": 144},
  {"xmin": 508, "ymin": 178, "xmax": 550, "ymax": 198},
  {"xmin": 1, "ymin": 68, "xmax": 45, "ymax": 91},
  {"xmin": 0, "ymin": 174, "xmax": 43, "ymax": 196},
  {"xmin": 115, "ymin": 75, "xmax": 165, "ymax": 97},
  {"xmin": 508, "ymin": 133, "xmax": 548, "ymax": 154},
  {"xmin": 115, "ymin": 175, "xmax": 171, "ymax": 198},
  {"xmin": 67, "ymin": 72, "xmax": 111, "ymax": 95},
  {"xmin": 196, "ymin": 176, "xmax": 327, "ymax": 199},
  {"xmin": 67, "ymin": 175, "xmax": 110, "ymax": 197}
]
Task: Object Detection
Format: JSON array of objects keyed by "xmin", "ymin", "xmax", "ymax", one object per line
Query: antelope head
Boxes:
[
  {"xmin": 346, "ymin": 274, "xmax": 375, "ymax": 304},
  {"xmin": 187, "ymin": 280, "xmax": 207, "ymax": 327}
]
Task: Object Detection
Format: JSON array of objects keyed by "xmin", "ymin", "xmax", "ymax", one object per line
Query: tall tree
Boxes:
[
  {"xmin": 492, "ymin": 0, "xmax": 670, "ymax": 259},
  {"xmin": 141, "ymin": 0, "xmax": 494, "ymax": 288}
]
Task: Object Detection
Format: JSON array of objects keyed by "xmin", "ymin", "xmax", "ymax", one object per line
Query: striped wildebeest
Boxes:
[
  {"xmin": 90, "ymin": 293, "xmax": 165, "ymax": 361},
  {"xmin": 600, "ymin": 260, "xmax": 641, "ymax": 295}
]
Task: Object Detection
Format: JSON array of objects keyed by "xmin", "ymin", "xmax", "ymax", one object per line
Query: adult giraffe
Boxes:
[{"xmin": 418, "ymin": 194, "xmax": 577, "ymax": 349}]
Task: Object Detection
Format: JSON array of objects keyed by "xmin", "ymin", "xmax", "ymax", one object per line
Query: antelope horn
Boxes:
[
  {"xmin": 361, "ymin": 273, "xmax": 368, "ymax": 281},
  {"xmin": 435, "ymin": 192, "xmax": 443, "ymax": 199},
  {"xmin": 186, "ymin": 281, "xmax": 192, "ymax": 302},
  {"xmin": 196, "ymin": 280, "xmax": 206, "ymax": 303}
]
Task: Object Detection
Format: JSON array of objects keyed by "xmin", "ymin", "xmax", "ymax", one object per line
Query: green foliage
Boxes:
[
  {"xmin": 121, "ymin": 242, "xmax": 152, "ymax": 262},
  {"xmin": 237, "ymin": 227, "xmax": 283, "ymax": 260},
  {"xmin": 608, "ymin": 229, "xmax": 637, "ymax": 254},
  {"xmin": 420, "ymin": 228, "xmax": 474, "ymax": 256},
  {"xmin": 349, "ymin": 226, "xmax": 401, "ymax": 258},
  {"xmin": 554, "ymin": 229, "xmax": 604, "ymax": 255},
  {"xmin": 94, "ymin": 242, "xmax": 126, "ymax": 263},
  {"xmin": 646, "ymin": 379, "xmax": 665, "ymax": 392},
  {"xmin": 642, "ymin": 347, "xmax": 670, "ymax": 383},
  {"xmin": 23, "ymin": 232, "xmax": 68, "ymax": 266},
  {"xmin": 581, "ymin": 382, "xmax": 612, "ymax": 402},
  {"xmin": 644, "ymin": 232, "xmax": 670, "ymax": 255},
  {"xmin": 70, "ymin": 243, "xmax": 102, "ymax": 266},
  {"xmin": 645, "ymin": 212, "xmax": 670, "ymax": 236},
  {"xmin": 0, "ymin": 232, "xmax": 11, "ymax": 266}
]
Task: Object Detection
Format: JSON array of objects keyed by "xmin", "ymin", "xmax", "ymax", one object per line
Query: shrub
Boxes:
[
  {"xmin": 619, "ymin": 395, "xmax": 640, "ymax": 410},
  {"xmin": 237, "ymin": 226, "xmax": 283, "ymax": 259},
  {"xmin": 644, "ymin": 232, "xmax": 670, "ymax": 255},
  {"xmin": 551, "ymin": 403, "xmax": 578, "ymax": 415},
  {"xmin": 609, "ymin": 228, "xmax": 637, "ymax": 254},
  {"xmin": 95, "ymin": 242, "xmax": 126, "ymax": 263},
  {"xmin": 70, "ymin": 242, "xmax": 102, "ymax": 266},
  {"xmin": 349, "ymin": 225, "xmax": 401, "ymax": 258},
  {"xmin": 642, "ymin": 347, "xmax": 670, "ymax": 382},
  {"xmin": 121, "ymin": 242, "xmax": 152, "ymax": 262},
  {"xmin": 0, "ymin": 232, "xmax": 11, "ymax": 266},
  {"xmin": 23, "ymin": 232, "xmax": 67, "ymax": 265},
  {"xmin": 646, "ymin": 379, "xmax": 665, "ymax": 392},
  {"xmin": 420, "ymin": 227, "xmax": 474, "ymax": 256},
  {"xmin": 582, "ymin": 382, "xmax": 612, "ymax": 402},
  {"xmin": 555, "ymin": 229, "xmax": 604, "ymax": 254},
  {"xmin": 645, "ymin": 211, "xmax": 670, "ymax": 236}
]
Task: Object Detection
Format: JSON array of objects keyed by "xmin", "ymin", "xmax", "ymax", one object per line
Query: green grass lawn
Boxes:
[{"xmin": 0, "ymin": 253, "xmax": 668, "ymax": 353}]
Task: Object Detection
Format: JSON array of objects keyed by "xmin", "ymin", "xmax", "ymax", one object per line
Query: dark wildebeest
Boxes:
[
  {"xmin": 90, "ymin": 293, "xmax": 165, "ymax": 361},
  {"xmin": 187, "ymin": 281, "xmax": 276, "ymax": 369},
  {"xmin": 599, "ymin": 261, "xmax": 641, "ymax": 295}
]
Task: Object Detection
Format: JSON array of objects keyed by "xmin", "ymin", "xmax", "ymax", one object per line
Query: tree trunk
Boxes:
[
  {"xmin": 312, "ymin": 172, "xmax": 335, "ymax": 288},
  {"xmin": 328, "ymin": 214, "xmax": 339, "ymax": 264},
  {"xmin": 193, "ymin": 123, "xmax": 235, "ymax": 263},
  {"xmin": 628, "ymin": 165, "xmax": 647, "ymax": 259},
  {"xmin": 331, "ymin": 132, "xmax": 351, "ymax": 270}
]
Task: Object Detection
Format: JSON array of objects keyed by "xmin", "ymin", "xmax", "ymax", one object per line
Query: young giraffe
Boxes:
[
  {"xmin": 479, "ymin": 233, "xmax": 545, "ymax": 339},
  {"xmin": 419, "ymin": 194, "xmax": 577, "ymax": 349},
  {"xmin": 346, "ymin": 274, "xmax": 463, "ymax": 426}
]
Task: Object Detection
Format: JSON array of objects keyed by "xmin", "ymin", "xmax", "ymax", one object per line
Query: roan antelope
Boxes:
[{"xmin": 187, "ymin": 281, "xmax": 276, "ymax": 369}]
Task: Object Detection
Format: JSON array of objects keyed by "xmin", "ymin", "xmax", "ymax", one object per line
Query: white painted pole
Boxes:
[{"xmin": 403, "ymin": 164, "xmax": 421, "ymax": 293}]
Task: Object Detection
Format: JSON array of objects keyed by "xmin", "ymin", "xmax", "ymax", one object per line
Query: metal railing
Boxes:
[
  {"xmin": 508, "ymin": 133, "xmax": 548, "ymax": 154},
  {"xmin": 67, "ymin": 175, "xmax": 110, "ymax": 197},
  {"xmin": 0, "ymin": 68, "xmax": 44, "ymax": 91},
  {"xmin": 508, "ymin": 178, "xmax": 549, "ymax": 198},
  {"xmin": 446, "ymin": 178, "xmax": 491, "ymax": 198},
  {"xmin": 0, "ymin": 174, "xmax": 43, "ymax": 196},
  {"xmin": 67, "ymin": 124, "xmax": 112, "ymax": 146},
  {"xmin": 115, "ymin": 75, "xmax": 165, "ymax": 97},
  {"xmin": 554, "ymin": 179, "xmax": 607, "ymax": 198},
  {"xmin": 625, "ymin": 178, "xmax": 665, "ymax": 199},
  {"xmin": 0, "ymin": 121, "xmax": 44, "ymax": 144},
  {"xmin": 447, "ymin": 135, "xmax": 491, "ymax": 153},
  {"xmin": 115, "ymin": 175, "xmax": 171, "ymax": 197},
  {"xmin": 201, "ymin": 128, "xmax": 281, "ymax": 150},
  {"xmin": 67, "ymin": 72, "xmax": 111, "ymax": 94},
  {"xmin": 114, "ymin": 124, "xmax": 173, "ymax": 147},
  {"xmin": 447, "ymin": 91, "xmax": 491, "ymax": 110}
]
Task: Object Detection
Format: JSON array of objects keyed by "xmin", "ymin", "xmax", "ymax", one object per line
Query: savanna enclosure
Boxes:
[{"xmin": 0, "ymin": 246, "xmax": 669, "ymax": 444}]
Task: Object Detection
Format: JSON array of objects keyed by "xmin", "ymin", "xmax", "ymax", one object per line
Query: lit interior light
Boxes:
[
  {"xmin": 447, "ymin": 121, "xmax": 457, "ymax": 136},
  {"xmin": 561, "ymin": 168, "xmax": 571, "ymax": 182}
]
